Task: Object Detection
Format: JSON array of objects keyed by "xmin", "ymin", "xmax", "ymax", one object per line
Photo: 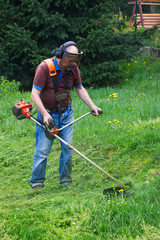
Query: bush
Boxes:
[
  {"xmin": 0, "ymin": 76, "xmax": 21, "ymax": 97},
  {"xmin": 79, "ymin": 23, "xmax": 156, "ymax": 87}
]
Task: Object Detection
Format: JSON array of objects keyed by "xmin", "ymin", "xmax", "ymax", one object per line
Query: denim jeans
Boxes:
[{"xmin": 30, "ymin": 103, "xmax": 74, "ymax": 186}]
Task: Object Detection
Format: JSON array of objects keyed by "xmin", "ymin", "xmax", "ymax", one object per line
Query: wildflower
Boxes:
[
  {"xmin": 138, "ymin": 93, "xmax": 144, "ymax": 97},
  {"xmin": 108, "ymin": 121, "xmax": 112, "ymax": 123},
  {"xmin": 150, "ymin": 77, "xmax": 152, "ymax": 79},
  {"xmin": 128, "ymin": 108, "xmax": 131, "ymax": 110},
  {"xmin": 134, "ymin": 61, "xmax": 137, "ymax": 63},
  {"xmin": 143, "ymin": 62, "xmax": 146, "ymax": 64},
  {"xmin": 119, "ymin": 189, "xmax": 124, "ymax": 193},
  {"xmin": 131, "ymin": 58, "xmax": 133, "ymax": 61},
  {"xmin": 114, "ymin": 119, "xmax": 117, "ymax": 122},
  {"xmin": 100, "ymin": 100, "xmax": 102, "ymax": 102},
  {"xmin": 72, "ymin": 222, "xmax": 76, "ymax": 224},
  {"xmin": 109, "ymin": 93, "xmax": 118, "ymax": 98},
  {"xmin": 126, "ymin": 79, "xmax": 128, "ymax": 81},
  {"xmin": 128, "ymin": 64, "xmax": 130, "ymax": 66},
  {"xmin": 107, "ymin": 99, "xmax": 109, "ymax": 101},
  {"xmin": 90, "ymin": 87, "xmax": 93, "ymax": 89}
]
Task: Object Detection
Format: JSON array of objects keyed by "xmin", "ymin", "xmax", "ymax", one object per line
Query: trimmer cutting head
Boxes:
[{"xmin": 103, "ymin": 186, "xmax": 134, "ymax": 198}]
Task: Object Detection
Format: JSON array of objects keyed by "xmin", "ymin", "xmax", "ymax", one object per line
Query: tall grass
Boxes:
[{"xmin": 0, "ymin": 56, "xmax": 160, "ymax": 239}]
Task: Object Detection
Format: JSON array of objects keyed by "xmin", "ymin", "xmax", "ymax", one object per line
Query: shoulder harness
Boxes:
[
  {"xmin": 43, "ymin": 58, "xmax": 70, "ymax": 103},
  {"xmin": 42, "ymin": 58, "xmax": 71, "ymax": 128}
]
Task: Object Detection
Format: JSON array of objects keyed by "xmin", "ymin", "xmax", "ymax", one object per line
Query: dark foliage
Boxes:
[{"xmin": 0, "ymin": 0, "xmax": 156, "ymax": 89}]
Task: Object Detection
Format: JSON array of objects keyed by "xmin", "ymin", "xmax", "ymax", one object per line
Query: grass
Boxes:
[{"xmin": 0, "ymin": 56, "xmax": 160, "ymax": 239}]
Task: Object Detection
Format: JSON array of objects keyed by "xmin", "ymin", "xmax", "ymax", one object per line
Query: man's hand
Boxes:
[
  {"xmin": 43, "ymin": 112, "xmax": 53, "ymax": 125},
  {"xmin": 91, "ymin": 107, "xmax": 103, "ymax": 116}
]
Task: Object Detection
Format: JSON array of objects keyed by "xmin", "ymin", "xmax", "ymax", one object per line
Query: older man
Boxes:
[{"xmin": 30, "ymin": 41, "xmax": 102, "ymax": 189}]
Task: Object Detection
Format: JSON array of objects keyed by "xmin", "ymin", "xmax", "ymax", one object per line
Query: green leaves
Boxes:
[{"xmin": 0, "ymin": 0, "xmax": 157, "ymax": 89}]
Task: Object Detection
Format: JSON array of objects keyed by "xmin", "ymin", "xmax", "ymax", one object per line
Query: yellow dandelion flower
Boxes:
[
  {"xmin": 119, "ymin": 189, "xmax": 124, "ymax": 193},
  {"xmin": 134, "ymin": 61, "xmax": 137, "ymax": 63},
  {"xmin": 131, "ymin": 58, "xmax": 133, "ymax": 61},
  {"xmin": 117, "ymin": 121, "xmax": 120, "ymax": 123},
  {"xmin": 108, "ymin": 121, "xmax": 112, "ymax": 123},
  {"xmin": 144, "ymin": 62, "xmax": 146, "ymax": 64},
  {"xmin": 100, "ymin": 100, "xmax": 102, "ymax": 102},
  {"xmin": 114, "ymin": 119, "xmax": 117, "ymax": 122},
  {"xmin": 107, "ymin": 99, "xmax": 109, "ymax": 101},
  {"xmin": 138, "ymin": 93, "xmax": 144, "ymax": 97},
  {"xmin": 128, "ymin": 108, "xmax": 131, "ymax": 110},
  {"xmin": 90, "ymin": 87, "xmax": 93, "ymax": 89},
  {"xmin": 150, "ymin": 77, "xmax": 152, "ymax": 79},
  {"xmin": 126, "ymin": 79, "xmax": 128, "ymax": 81}
]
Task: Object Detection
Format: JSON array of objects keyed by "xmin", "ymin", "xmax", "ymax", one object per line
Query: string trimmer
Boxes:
[{"xmin": 12, "ymin": 100, "xmax": 134, "ymax": 197}]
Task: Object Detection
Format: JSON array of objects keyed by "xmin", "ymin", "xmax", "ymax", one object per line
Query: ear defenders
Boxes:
[{"xmin": 55, "ymin": 41, "xmax": 82, "ymax": 58}]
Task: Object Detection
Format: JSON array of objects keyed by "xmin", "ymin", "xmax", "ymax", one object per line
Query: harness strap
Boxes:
[
  {"xmin": 42, "ymin": 58, "xmax": 71, "ymax": 128},
  {"xmin": 43, "ymin": 59, "xmax": 57, "ymax": 76},
  {"xmin": 51, "ymin": 71, "xmax": 70, "ymax": 102}
]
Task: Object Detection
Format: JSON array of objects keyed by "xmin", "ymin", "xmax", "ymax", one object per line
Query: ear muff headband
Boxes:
[{"xmin": 55, "ymin": 41, "xmax": 78, "ymax": 58}]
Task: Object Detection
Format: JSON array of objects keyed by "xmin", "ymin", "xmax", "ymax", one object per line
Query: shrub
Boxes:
[{"xmin": 0, "ymin": 76, "xmax": 21, "ymax": 97}]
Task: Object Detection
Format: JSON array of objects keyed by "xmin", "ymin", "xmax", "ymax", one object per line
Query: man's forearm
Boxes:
[
  {"xmin": 31, "ymin": 92, "xmax": 46, "ymax": 115},
  {"xmin": 75, "ymin": 86, "xmax": 96, "ymax": 109},
  {"xmin": 31, "ymin": 87, "xmax": 51, "ymax": 124}
]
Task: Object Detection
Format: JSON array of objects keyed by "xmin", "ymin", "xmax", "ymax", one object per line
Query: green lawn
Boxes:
[{"xmin": 0, "ymin": 56, "xmax": 160, "ymax": 239}]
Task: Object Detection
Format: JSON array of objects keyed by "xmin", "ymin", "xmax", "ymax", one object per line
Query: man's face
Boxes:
[{"xmin": 59, "ymin": 53, "xmax": 79, "ymax": 69}]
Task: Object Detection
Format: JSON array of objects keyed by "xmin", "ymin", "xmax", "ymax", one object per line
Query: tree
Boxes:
[{"xmin": 0, "ymin": 0, "xmax": 155, "ymax": 89}]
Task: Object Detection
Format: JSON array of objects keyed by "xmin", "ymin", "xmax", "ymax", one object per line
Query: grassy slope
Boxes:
[{"xmin": 0, "ymin": 57, "xmax": 160, "ymax": 239}]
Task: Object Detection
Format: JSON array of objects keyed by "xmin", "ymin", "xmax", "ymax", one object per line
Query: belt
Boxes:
[
  {"xmin": 45, "ymin": 105, "xmax": 69, "ymax": 113},
  {"xmin": 45, "ymin": 101, "xmax": 72, "ymax": 113}
]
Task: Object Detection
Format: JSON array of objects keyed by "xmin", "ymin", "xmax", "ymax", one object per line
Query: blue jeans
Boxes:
[{"xmin": 30, "ymin": 104, "xmax": 74, "ymax": 186}]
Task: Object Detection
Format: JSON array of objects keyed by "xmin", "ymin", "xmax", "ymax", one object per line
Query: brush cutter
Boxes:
[{"xmin": 12, "ymin": 100, "xmax": 134, "ymax": 197}]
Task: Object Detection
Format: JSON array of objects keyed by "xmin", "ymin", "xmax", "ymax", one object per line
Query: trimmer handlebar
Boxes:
[
  {"xmin": 91, "ymin": 109, "xmax": 103, "ymax": 115},
  {"xmin": 44, "ymin": 118, "xmax": 59, "ymax": 139},
  {"xmin": 12, "ymin": 100, "xmax": 103, "ymax": 139}
]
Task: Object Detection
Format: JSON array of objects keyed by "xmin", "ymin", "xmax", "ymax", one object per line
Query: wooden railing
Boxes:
[{"xmin": 137, "ymin": 13, "xmax": 160, "ymax": 28}]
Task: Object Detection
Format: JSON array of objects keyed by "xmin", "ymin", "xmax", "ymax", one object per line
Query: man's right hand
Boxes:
[{"xmin": 43, "ymin": 112, "xmax": 53, "ymax": 125}]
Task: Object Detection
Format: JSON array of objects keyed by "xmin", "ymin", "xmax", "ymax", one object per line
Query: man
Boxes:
[{"xmin": 30, "ymin": 41, "xmax": 102, "ymax": 189}]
